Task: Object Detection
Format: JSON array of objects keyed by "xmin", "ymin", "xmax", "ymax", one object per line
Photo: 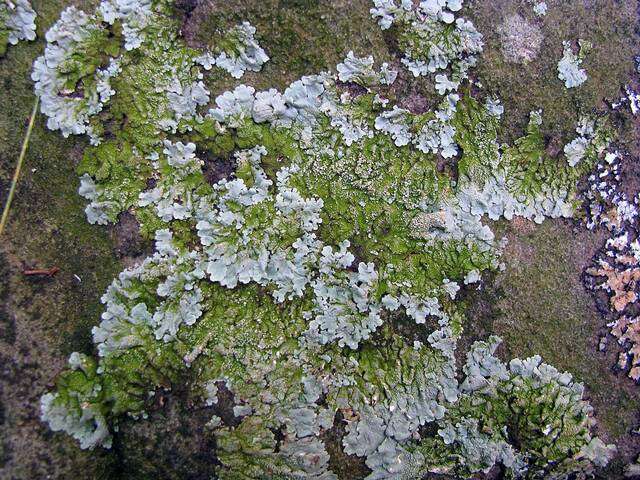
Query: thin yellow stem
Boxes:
[{"xmin": 0, "ymin": 96, "xmax": 39, "ymax": 237}]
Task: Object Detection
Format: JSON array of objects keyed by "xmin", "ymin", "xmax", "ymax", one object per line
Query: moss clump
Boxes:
[
  {"xmin": 479, "ymin": 218, "xmax": 640, "ymax": 443},
  {"xmin": 19, "ymin": 0, "xmax": 629, "ymax": 478}
]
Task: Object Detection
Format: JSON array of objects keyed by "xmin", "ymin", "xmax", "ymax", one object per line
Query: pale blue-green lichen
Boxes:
[
  {"xmin": 40, "ymin": 353, "xmax": 111, "ymax": 450},
  {"xmin": 404, "ymin": 337, "xmax": 616, "ymax": 478},
  {"xmin": 370, "ymin": 0, "xmax": 483, "ymax": 89},
  {"xmin": 0, "ymin": 0, "xmax": 35, "ymax": 56},
  {"xmin": 197, "ymin": 21, "xmax": 269, "ymax": 79},
  {"xmin": 532, "ymin": 1, "xmax": 547, "ymax": 16},
  {"xmin": 336, "ymin": 51, "xmax": 397, "ymax": 87},
  {"xmin": 35, "ymin": 0, "xmax": 618, "ymax": 478},
  {"xmin": 557, "ymin": 40, "xmax": 591, "ymax": 89}
]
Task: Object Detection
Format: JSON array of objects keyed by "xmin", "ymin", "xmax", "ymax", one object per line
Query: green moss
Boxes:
[
  {"xmin": 0, "ymin": 7, "xmax": 9, "ymax": 57},
  {"xmin": 0, "ymin": 1, "xmax": 123, "ymax": 477},
  {"xmin": 455, "ymin": 95, "xmax": 610, "ymax": 191},
  {"xmin": 482, "ymin": 219, "xmax": 640, "ymax": 440}
]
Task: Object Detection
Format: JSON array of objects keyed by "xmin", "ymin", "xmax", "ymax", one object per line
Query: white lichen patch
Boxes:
[
  {"xmin": 371, "ymin": 0, "xmax": 483, "ymax": 94},
  {"xmin": 0, "ymin": 0, "xmax": 36, "ymax": 54},
  {"xmin": 139, "ymin": 141, "xmax": 205, "ymax": 222},
  {"xmin": 528, "ymin": 0, "xmax": 547, "ymax": 16},
  {"xmin": 40, "ymin": 353, "xmax": 111, "ymax": 450},
  {"xmin": 93, "ymin": 230, "xmax": 205, "ymax": 353},
  {"xmin": 337, "ymin": 50, "xmax": 397, "ymax": 87},
  {"xmin": 558, "ymin": 40, "xmax": 589, "ymax": 89},
  {"xmin": 564, "ymin": 116, "xmax": 607, "ymax": 167},
  {"xmin": 31, "ymin": 6, "xmax": 114, "ymax": 142},
  {"xmin": 498, "ymin": 13, "xmax": 543, "ymax": 65},
  {"xmin": 196, "ymin": 146, "xmax": 324, "ymax": 300},
  {"xmin": 36, "ymin": 1, "xmax": 620, "ymax": 478},
  {"xmin": 198, "ymin": 21, "xmax": 269, "ymax": 79},
  {"xmin": 32, "ymin": 1, "xmax": 212, "ymax": 146}
]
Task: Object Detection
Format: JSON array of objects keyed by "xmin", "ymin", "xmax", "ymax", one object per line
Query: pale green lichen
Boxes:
[
  {"xmin": 558, "ymin": 40, "xmax": 591, "ymax": 89},
  {"xmin": 197, "ymin": 21, "xmax": 269, "ymax": 79},
  {"xmin": 370, "ymin": 0, "xmax": 483, "ymax": 89},
  {"xmin": 36, "ymin": 0, "xmax": 617, "ymax": 478},
  {"xmin": 0, "ymin": 0, "xmax": 36, "ymax": 56},
  {"xmin": 40, "ymin": 353, "xmax": 111, "ymax": 450}
]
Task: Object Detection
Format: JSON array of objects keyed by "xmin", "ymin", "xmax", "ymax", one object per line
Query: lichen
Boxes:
[
  {"xmin": 34, "ymin": 0, "xmax": 617, "ymax": 478},
  {"xmin": 584, "ymin": 150, "xmax": 640, "ymax": 382},
  {"xmin": 40, "ymin": 353, "xmax": 112, "ymax": 450},
  {"xmin": 0, "ymin": 0, "xmax": 36, "ymax": 56},
  {"xmin": 370, "ymin": 0, "xmax": 483, "ymax": 88},
  {"xmin": 197, "ymin": 21, "xmax": 269, "ymax": 79},
  {"xmin": 497, "ymin": 13, "xmax": 543, "ymax": 65},
  {"xmin": 557, "ymin": 40, "xmax": 590, "ymax": 89},
  {"xmin": 529, "ymin": 0, "xmax": 547, "ymax": 17},
  {"xmin": 406, "ymin": 337, "xmax": 616, "ymax": 478}
]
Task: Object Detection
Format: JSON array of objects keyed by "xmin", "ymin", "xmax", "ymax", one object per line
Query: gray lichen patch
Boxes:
[
  {"xmin": 0, "ymin": 0, "xmax": 36, "ymax": 56},
  {"xmin": 497, "ymin": 13, "xmax": 543, "ymax": 64},
  {"xmin": 29, "ymin": 0, "xmax": 621, "ymax": 477}
]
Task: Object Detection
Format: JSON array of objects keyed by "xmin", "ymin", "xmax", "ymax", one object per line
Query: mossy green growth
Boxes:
[
  {"xmin": 405, "ymin": 337, "xmax": 614, "ymax": 478},
  {"xmin": 78, "ymin": 140, "xmax": 151, "ymax": 220},
  {"xmin": 106, "ymin": 32, "xmax": 202, "ymax": 150},
  {"xmin": 451, "ymin": 95, "xmax": 612, "ymax": 224},
  {"xmin": 0, "ymin": 6, "xmax": 9, "ymax": 57},
  {"xmin": 33, "ymin": 1, "xmax": 621, "ymax": 478},
  {"xmin": 59, "ymin": 26, "xmax": 121, "ymax": 92},
  {"xmin": 455, "ymin": 95, "xmax": 610, "ymax": 190}
]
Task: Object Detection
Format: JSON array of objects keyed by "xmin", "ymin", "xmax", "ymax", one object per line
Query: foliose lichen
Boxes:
[
  {"xmin": 196, "ymin": 21, "xmax": 269, "ymax": 79},
  {"xmin": 370, "ymin": 0, "xmax": 482, "ymax": 89},
  {"xmin": 557, "ymin": 40, "xmax": 590, "ymax": 89},
  {"xmin": 584, "ymin": 146, "xmax": 640, "ymax": 382},
  {"xmin": 529, "ymin": 0, "xmax": 547, "ymax": 17},
  {"xmin": 33, "ymin": 0, "xmax": 618, "ymax": 478},
  {"xmin": 0, "ymin": 0, "xmax": 36, "ymax": 56}
]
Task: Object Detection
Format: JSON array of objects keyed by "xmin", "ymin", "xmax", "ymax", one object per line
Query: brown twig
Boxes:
[{"xmin": 23, "ymin": 267, "xmax": 60, "ymax": 277}]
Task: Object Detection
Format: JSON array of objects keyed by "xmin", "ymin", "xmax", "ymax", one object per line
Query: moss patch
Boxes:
[
  {"xmin": 0, "ymin": 0, "xmax": 122, "ymax": 477},
  {"xmin": 467, "ymin": 218, "xmax": 640, "ymax": 476},
  {"xmin": 468, "ymin": 0, "xmax": 638, "ymax": 144}
]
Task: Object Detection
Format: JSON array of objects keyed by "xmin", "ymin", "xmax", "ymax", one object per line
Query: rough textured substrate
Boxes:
[{"xmin": 1, "ymin": 0, "xmax": 640, "ymax": 478}]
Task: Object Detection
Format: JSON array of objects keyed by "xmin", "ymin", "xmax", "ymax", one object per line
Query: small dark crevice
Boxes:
[
  {"xmin": 110, "ymin": 211, "xmax": 151, "ymax": 259},
  {"xmin": 270, "ymin": 425, "xmax": 286, "ymax": 453},
  {"xmin": 320, "ymin": 410, "xmax": 371, "ymax": 480},
  {"xmin": 199, "ymin": 148, "xmax": 237, "ymax": 186},
  {"xmin": 210, "ymin": 381, "xmax": 243, "ymax": 428}
]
